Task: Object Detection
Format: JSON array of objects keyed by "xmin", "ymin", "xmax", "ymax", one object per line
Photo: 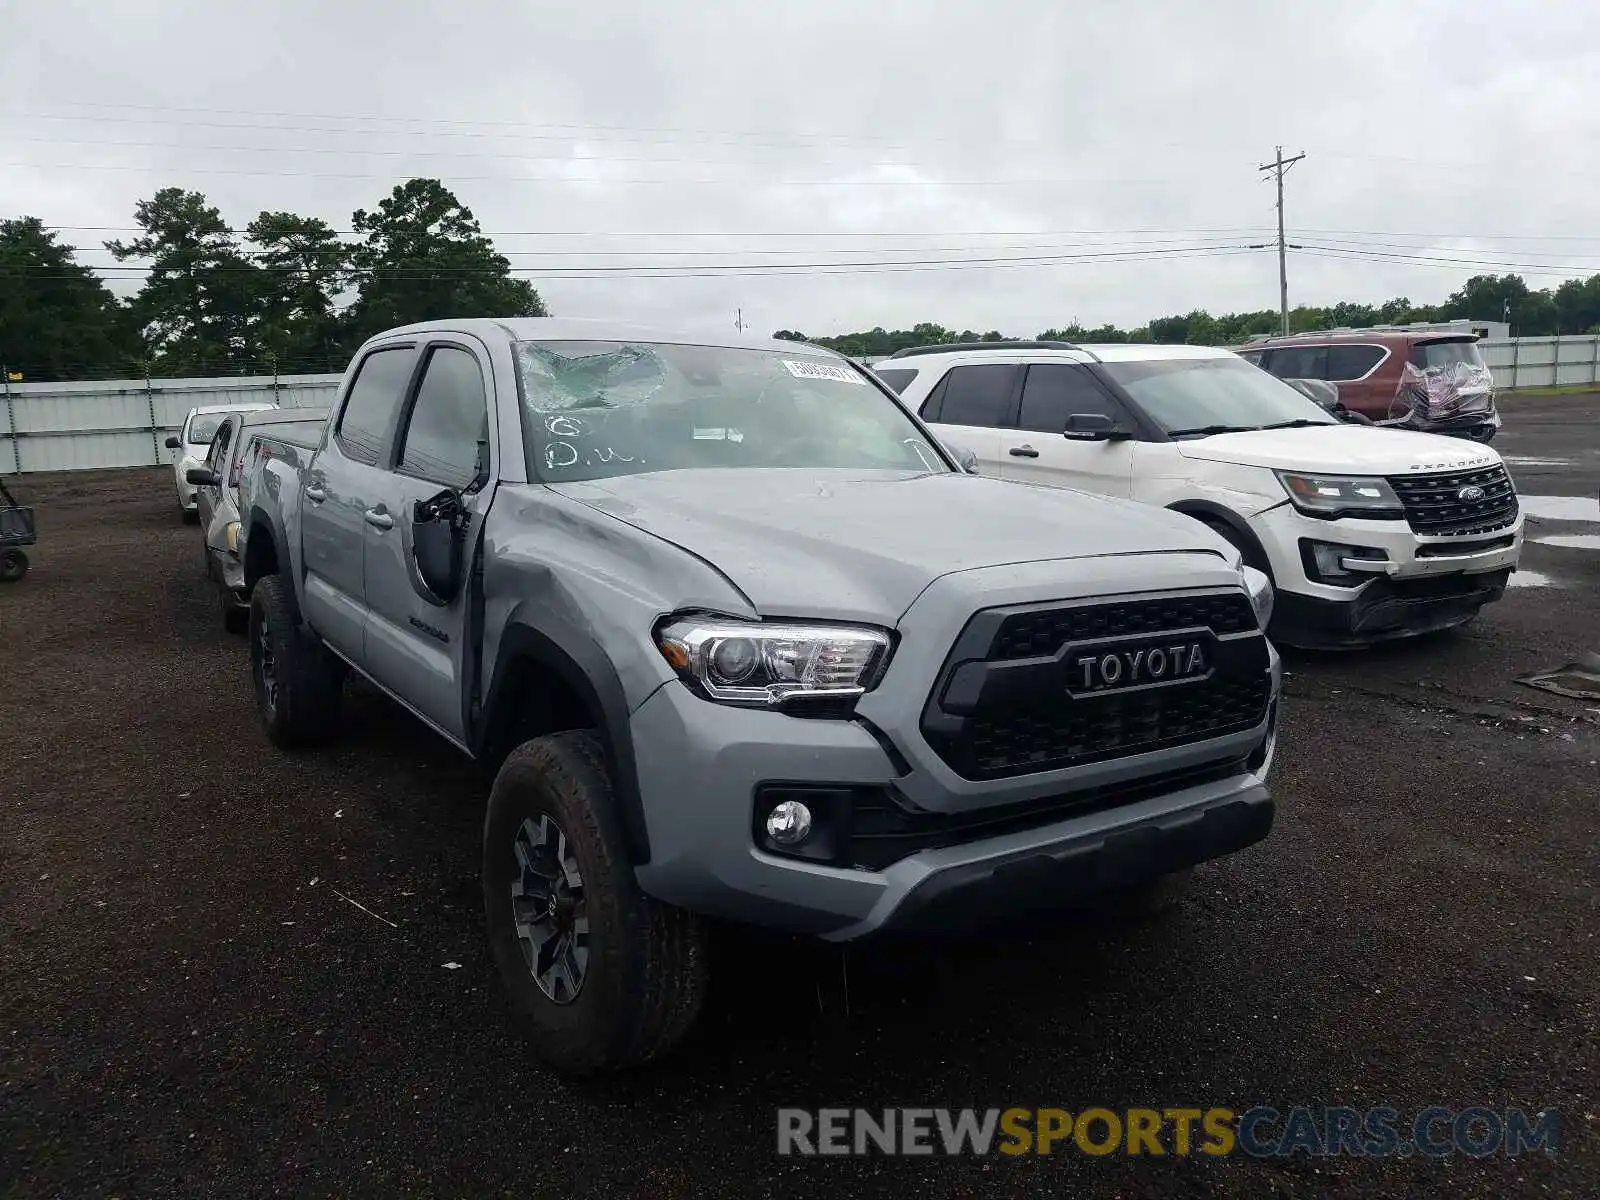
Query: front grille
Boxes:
[
  {"xmin": 921, "ymin": 591, "xmax": 1272, "ymax": 781},
  {"xmin": 991, "ymin": 592, "xmax": 1257, "ymax": 659},
  {"xmin": 1387, "ymin": 464, "xmax": 1518, "ymax": 535}
]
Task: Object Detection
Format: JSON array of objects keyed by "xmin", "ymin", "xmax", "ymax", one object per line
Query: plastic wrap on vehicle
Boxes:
[{"xmin": 1386, "ymin": 360, "xmax": 1495, "ymax": 428}]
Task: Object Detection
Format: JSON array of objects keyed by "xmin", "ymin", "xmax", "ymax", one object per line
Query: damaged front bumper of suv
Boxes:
[{"xmin": 628, "ymin": 560, "xmax": 1281, "ymax": 941}]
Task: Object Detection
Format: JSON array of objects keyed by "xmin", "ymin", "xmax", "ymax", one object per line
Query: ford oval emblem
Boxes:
[{"xmin": 1458, "ymin": 484, "xmax": 1486, "ymax": 502}]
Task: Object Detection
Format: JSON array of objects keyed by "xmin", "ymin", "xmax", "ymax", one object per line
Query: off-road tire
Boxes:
[
  {"xmin": 483, "ymin": 730, "xmax": 709, "ymax": 1077},
  {"xmin": 182, "ymin": 507, "xmax": 199, "ymax": 525},
  {"xmin": 248, "ymin": 573, "xmax": 343, "ymax": 748}
]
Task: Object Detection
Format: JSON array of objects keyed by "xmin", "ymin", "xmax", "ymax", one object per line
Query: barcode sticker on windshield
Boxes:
[{"xmin": 782, "ymin": 359, "xmax": 866, "ymax": 385}]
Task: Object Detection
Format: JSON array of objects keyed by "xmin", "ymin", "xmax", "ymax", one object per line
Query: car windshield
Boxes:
[
  {"xmin": 513, "ymin": 340, "xmax": 949, "ymax": 482},
  {"xmin": 1098, "ymin": 357, "xmax": 1338, "ymax": 437},
  {"xmin": 186, "ymin": 415, "xmax": 223, "ymax": 445}
]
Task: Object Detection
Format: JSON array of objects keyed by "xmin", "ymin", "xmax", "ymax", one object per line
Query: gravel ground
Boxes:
[{"xmin": 3, "ymin": 393, "xmax": 1598, "ymax": 1199}]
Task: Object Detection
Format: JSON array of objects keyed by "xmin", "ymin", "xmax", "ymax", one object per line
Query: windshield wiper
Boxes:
[
  {"xmin": 1165, "ymin": 423, "xmax": 1259, "ymax": 438},
  {"xmin": 1255, "ymin": 418, "xmax": 1333, "ymax": 430}
]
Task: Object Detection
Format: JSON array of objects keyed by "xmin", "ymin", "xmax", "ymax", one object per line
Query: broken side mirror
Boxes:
[{"xmin": 412, "ymin": 487, "xmax": 468, "ymax": 605}]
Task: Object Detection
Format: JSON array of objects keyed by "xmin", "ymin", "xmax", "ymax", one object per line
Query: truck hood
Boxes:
[
  {"xmin": 1176, "ymin": 424, "xmax": 1502, "ymax": 474},
  {"xmin": 548, "ymin": 468, "xmax": 1231, "ymax": 624}
]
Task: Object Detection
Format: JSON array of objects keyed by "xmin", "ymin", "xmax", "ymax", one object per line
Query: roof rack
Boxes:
[{"xmin": 886, "ymin": 339, "xmax": 1101, "ymax": 363}]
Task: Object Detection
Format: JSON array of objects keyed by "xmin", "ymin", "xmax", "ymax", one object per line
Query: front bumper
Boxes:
[
  {"xmin": 628, "ymin": 658, "xmax": 1279, "ymax": 941},
  {"xmin": 1250, "ymin": 503, "xmax": 1522, "ymax": 646}
]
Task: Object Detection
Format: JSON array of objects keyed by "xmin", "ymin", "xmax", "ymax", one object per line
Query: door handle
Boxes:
[
  {"xmin": 1008, "ymin": 445, "xmax": 1040, "ymax": 458},
  {"xmin": 304, "ymin": 484, "xmax": 326, "ymax": 502},
  {"xmin": 364, "ymin": 507, "xmax": 394, "ymax": 531}
]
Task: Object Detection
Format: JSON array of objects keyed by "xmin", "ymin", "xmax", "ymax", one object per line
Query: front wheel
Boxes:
[{"xmin": 483, "ymin": 730, "xmax": 709, "ymax": 1076}]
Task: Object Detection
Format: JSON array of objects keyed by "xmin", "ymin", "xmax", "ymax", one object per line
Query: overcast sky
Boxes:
[{"xmin": 3, "ymin": 0, "xmax": 1598, "ymax": 339}]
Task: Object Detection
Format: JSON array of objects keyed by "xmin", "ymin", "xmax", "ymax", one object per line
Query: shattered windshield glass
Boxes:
[{"xmin": 513, "ymin": 340, "xmax": 948, "ymax": 482}]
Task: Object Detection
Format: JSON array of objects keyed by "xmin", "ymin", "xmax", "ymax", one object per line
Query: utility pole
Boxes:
[{"xmin": 1258, "ymin": 146, "xmax": 1306, "ymax": 335}]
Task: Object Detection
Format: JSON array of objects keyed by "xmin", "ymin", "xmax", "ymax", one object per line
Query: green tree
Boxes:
[
  {"xmin": 106, "ymin": 188, "xmax": 268, "ymax": 375},
  {"xmin": 246, "ymin": 211, "xmax": 351, "ymax": 372},
  {"xmin": 347, "ymin": 179, "xmax": 546, "ymax": 341},
  {"xmin": 0, "ymin": 217, "xmax": 135, "ymax": 381},
  {"xmin": 1553, "ymin": 276, "xmax": 1600, "ymax": 335}
]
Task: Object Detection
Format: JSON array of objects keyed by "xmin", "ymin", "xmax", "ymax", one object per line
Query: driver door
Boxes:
[
  {"xmin": 360, "ymin": 339, "xmax": 496, "ymax": 743},
  {"xmin": 999, "ymin": 364, "xmax": 1136, "ymax": 497}
]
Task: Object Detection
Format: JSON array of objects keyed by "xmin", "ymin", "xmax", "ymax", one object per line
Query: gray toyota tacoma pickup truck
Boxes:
[{"xmin": 238, "ymin": 318, "xmax": 1282, "ymax": 1075}]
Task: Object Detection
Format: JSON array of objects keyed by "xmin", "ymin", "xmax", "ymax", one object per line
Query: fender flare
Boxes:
[
  {"xmin": 478, "ymin": 618, "xmax": 652, "ymax": 865},
  {"xmin": 1165, "ymin": 499, "xmax": 1275, "ymax": 578},
  {"xmin": 243, "ymin": 503, "xmax": 302, "ymax": 621}
]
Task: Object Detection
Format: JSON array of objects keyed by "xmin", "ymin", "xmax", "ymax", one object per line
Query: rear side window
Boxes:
[
  {"xmin": 1238, "ymin": 350, "xmax": 1265, "ymax": 366},
  {"xmin": 398, "ymin": 346, "xmax": 490, "ymax": 488},
  {"xmin": 1325, "ymin": 344, "xmax": 1386, "ymax": 381},
  {"xmin": 1410, "ymin": 339, "xmax": 1485, "ymax": 370},
  {"xmin": 1263, "ymin": 345, "xmax": 1328, "ymax": 379},
  {"xmin": 337, "ymin": 347, "xmax": 418, "ymax": 465},
  {"xmin": 931, "ymin": 364, "xmax": 1020, "ymax": 427},
  {"xmin": 1016, "ymin": 365, "xmax": 1123, "ymax": 433},
  {"xmin": 873, "ymin": 367, "xmax": 919, "ymax": 394}
]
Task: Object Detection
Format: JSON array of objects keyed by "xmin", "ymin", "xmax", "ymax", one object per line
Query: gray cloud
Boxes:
[{"xmin": 3, "ymin": 0, "xmax": 1597, "ymax": 337}]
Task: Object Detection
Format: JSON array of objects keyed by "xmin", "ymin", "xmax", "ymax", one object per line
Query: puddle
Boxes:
[
  {"xmin": 1508, "ymin": 570, "xmax": 1562, "ymax": 588},
  {"xmin": 1533, "ymin": 534, "xmax": 1600, "ymax": 551},
  {"xmin": 1518, "ymin": 494, "xmax": 1600, "ymax": 522}
]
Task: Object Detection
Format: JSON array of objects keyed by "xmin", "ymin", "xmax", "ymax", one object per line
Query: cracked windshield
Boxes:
[{"xmin": 514, "ymin": 340, "xmax": 948, "ymax": 480}]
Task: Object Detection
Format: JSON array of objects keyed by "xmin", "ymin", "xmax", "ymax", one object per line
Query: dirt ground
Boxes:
[{"xmin": 3, "ymin": 394, "xmax": 1598, "ymax": 1198}]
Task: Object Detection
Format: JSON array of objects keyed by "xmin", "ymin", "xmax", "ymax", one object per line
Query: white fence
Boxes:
[
  {"xmin": 1, "ymin": 373, "xmax": 342, "ymax": 474},
  {"xmin": 1479, "ymin": 336, "xmax": 1600, "ymax": 390}
]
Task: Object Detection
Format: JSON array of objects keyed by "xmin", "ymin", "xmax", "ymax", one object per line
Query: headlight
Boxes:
[
  {"xmin": 1241, "ymin": 565, "xmax": 1274, "ymax": 631},
  {"xmin": 1275, "ymin": 471, "xmax": 1404, "ymax": 519},
  {"xmin": 656, "ymin": 617, "xmax": 890, "ymax": 708}
]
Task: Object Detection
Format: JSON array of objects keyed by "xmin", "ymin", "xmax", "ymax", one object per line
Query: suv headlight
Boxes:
[
  {"xmin": 656, "ymin": 617, "xmax": 890, "ymax": 708},
  {"xmin": 1275, "ymin": 471, "xmax": 1403, "ymax": 519},
  {"xmin": 1241, "ymin": 565, "xmax": 1274, "ymax": 631}
]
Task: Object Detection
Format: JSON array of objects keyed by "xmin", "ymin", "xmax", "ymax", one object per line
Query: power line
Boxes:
[
  {"xmin": 42, "ymin": 223, "xmax": 1277, "ymax": 238},
  {"xmin": 0, "ymin": 159, "xmax": 1190, "ymax": 186}
]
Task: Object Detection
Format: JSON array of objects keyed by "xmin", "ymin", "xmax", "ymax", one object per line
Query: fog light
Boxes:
[{"xmin": 764, "ymin": 800, "xmax": 813, "ymax": 846}]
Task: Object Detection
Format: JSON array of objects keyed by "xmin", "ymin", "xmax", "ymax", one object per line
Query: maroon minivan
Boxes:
[{"xmin": 1239, "ymin": 329, "xmax": 1501, "ymax": 442}]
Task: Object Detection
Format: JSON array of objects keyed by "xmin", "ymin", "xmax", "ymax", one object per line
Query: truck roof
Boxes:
[{"xmin": 368, "ymin": 317, "xmax": 839, "ymax": 359}]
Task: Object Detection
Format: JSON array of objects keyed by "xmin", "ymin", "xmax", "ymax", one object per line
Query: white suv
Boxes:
[
  {"xmin": 877, "ymin": 341, "xmax": 1525, "ymax": 648},
  {"xmin": 164, "ymin": 402, "xmax": 274, "ymax": 522}
]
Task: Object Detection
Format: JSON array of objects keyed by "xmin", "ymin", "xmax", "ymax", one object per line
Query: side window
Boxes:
[
  {"xmin": 204, "ymin": 421, "xmax": 232, "ymax": 471},
  {"xmin": 934, "ymin": 364, "xmax": 1021, "ymax": 428},
  {"xmin": 1016, "ymin": 365, "xmax": 1124, "ymax": 434},
  {"xmin": 1238, "ymin": 350, "xmax": 1264, "ymax": 366},
  {"xmin": 336, "ymin": 347, "xmax": 418, "ymax": 466},
  {"xmin": 1263, "ymin": 345, "xmax": 1328, "ymax": 379},
  {"xmin": 1325, "ymin": 344, "xmax": 1385, "ymax": 381},
  {"xmin": 397, "ymin": 346, "xmax": 490, "ymax": 488},
  {"xmin": 873, "ymin": 367, "xmax": 919, "ymax": 394}
]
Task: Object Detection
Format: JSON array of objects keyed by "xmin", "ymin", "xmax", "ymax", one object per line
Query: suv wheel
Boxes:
[
  {"xmin": 248, "ymin": 574, "xmax": 343, "ymax": 747},
  {"xmin": 483, "ymin": 730, "xmax": 708, "ymax": 1076}
]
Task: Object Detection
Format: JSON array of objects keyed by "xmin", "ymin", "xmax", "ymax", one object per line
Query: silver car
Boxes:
[{"xmin": 188, "ymin": 406, "xmax": 328, "ymax": 632}]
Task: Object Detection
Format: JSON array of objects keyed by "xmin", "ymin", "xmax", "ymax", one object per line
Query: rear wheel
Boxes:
[
  {"xmin": 0, "ymin": 549, "xmax": 27, "ymax": 583},
  {"xmin": 248, "ymin": 574, "xmax": 343, "ymax": 747},
  {"xmin": 483, "ymin": 730, "xmax": 709, "ymax": 1076}
]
